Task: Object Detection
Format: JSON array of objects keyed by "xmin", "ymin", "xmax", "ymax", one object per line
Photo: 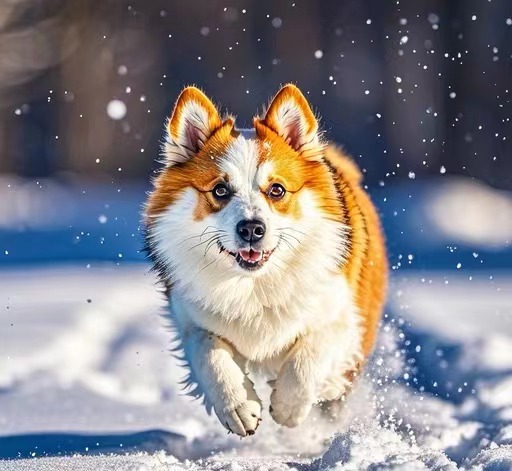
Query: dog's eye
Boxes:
[
  {"xmin": 268, "ymin": 183, "xmax": 286, "ymax": 200},
  {"xmin": 212, "ymin": 183, "xmax": 231, "ymax": 200}
]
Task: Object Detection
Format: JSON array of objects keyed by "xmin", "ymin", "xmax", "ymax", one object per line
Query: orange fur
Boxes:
[
  {"xmin": 254, "ymin": 121, "xmax": 342, "ymax": 221},
  {"xmin": 258, "ymin": 85, "xmax": 387, "ymax": 359},
  {"xmin": 147, "ymin": 85, "xmax": 387, "ymax": 362},
  {"xmin": 324, "ymin": 145, "xmax": 388, "ymax": 357},
  {"xmin": 261, "ymin": 84, "xmax": 318, "ymax": 146},
  {"xmin": 167, "ymin": 87, "xmax": 223, "ymax": 142},
  {"xmin": 146, "ymin": 120, "xmax": 236, "ymax": 221}
]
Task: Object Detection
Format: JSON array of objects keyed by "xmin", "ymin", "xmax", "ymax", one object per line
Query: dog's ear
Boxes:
[
  {"xmin": 164, "ymin": 87, "xmax": 225, "ymax": 166},
  {"xmin": 255, "ymin": 84, "xmax": 319, "ymax": 152}
]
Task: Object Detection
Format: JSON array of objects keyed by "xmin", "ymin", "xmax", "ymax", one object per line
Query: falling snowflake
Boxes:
[{"xmin": 106, "ymin": 100, "xmax": 127, "ymax": 120}]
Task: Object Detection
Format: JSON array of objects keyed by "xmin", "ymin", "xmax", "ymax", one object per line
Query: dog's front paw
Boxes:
[
  {"xmin": 216, "ymin": 398, "xmax": 262, "ymax": 437},
  {"xmin": 269, "ymin": 365, "xmax": 316, "ymax": 427}
]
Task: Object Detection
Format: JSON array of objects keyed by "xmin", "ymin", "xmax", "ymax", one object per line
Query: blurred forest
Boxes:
[{"xmin": 0, "ymin": 0, "xmax": 510, "ymax": 188}]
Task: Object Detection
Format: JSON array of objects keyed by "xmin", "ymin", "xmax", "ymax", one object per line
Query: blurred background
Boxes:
[
  {"xmin": 1, "ymin": 1, "xmax": 512, "ymax": 465},
  {"xmin": 0, "ymin": 0, "xmax": 511, "ymax": 267}
]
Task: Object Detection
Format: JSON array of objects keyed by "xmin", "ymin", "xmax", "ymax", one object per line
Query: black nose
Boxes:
[{"xmin": 236, "ymin": 219, "xmax": 266, "ymax": 243}]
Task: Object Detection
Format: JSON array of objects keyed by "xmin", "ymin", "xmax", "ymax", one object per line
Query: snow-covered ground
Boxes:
[
  {"xmin": 1, "ymin": 264, "xmax": 512, "ymax": 470},
  {"xmin": 1, "ymin": 174, "xmax": 512, "ymax": 469}
]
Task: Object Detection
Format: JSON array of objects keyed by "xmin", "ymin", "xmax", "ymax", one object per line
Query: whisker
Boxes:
[
  {"xmin": 177, "ymin": 226, "xmax": 226, "ymax": 246},
  {"xmin": 186, "ymin": 235, "xmax": 221, "ymax": 252},
  {"xmin": 178, "ymin": 230, "xmax": 224, "ymax": 246},
  {"xmin": 201, "ymin": 225, "xmax": 226, "ymax": 235},
  {"xmin": 278, "ymin": 234, "xmax": 300, "ymax": 254},
  {"xmin": 204, "ymin": 235, "xmax": 228, "ymax": 256},
  {"xmin": 276, "ymin": 227, "xmax": 306, "ymax": 236},
  {"xmin": 203, "ymin": 237, "xmax": 221, "ymax": 256},
  {"xmin": 278, "ymin": 232, "xmax": 302, "ymax": 246}
]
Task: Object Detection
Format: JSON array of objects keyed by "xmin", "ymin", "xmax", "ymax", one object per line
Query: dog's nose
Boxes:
[{"xmin": 236, "ymin": 219, "xmax": 266, "ymax": 243}]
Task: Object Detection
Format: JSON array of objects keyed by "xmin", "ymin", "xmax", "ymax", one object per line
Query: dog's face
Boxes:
[{"xmin": 145, "ymin": 85, "xmax": 344, "ymax": 284}]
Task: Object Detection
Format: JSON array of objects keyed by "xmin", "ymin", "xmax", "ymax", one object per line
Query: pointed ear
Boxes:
[
  {"xmin": 255, "ymin": 84, "xmax": 319, "ymax": 151},
  {"xmin": 164, "ymin": 87, "xmax": 224, "ymax": 165}
]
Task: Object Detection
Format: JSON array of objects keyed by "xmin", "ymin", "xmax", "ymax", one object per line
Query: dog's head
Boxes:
[{"xmin": 145, "ymin": 85, "xmax": 346, "ymax": 287}]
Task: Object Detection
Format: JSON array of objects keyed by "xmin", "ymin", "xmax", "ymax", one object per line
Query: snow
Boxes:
[
  {"xmin": 1, "ymin": 176, "xmax": 512, "ymax": 469},
  {"xmin": 106, "ymin": 100, "xmax": 127, "ymax": 120},
  {"xmin": 429, "ymin": 178, "xmax": 512, "ymax": 249},
  {"xmin": 1, "ymin": 265, "xmax": 512, "ymax": 470}
]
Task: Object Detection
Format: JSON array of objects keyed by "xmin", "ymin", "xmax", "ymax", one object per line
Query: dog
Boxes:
[{"xmin": 143, "ymin": 84, "xmax": 387, "ymax": 437}]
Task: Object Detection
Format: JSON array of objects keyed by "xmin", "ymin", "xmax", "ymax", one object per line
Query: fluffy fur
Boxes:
[{"xmin": 144, "ymin": 84, "xmax": 388, "ymax": 436}]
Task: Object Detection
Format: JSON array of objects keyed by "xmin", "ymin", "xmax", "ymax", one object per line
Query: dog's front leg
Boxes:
[
  {"xmin": 269, "ymin": 324, "xmax": 359, "ymax": 428},
  {"xmin": 183, "ymin": 329, "xmax": 262, "ymax": 437}
]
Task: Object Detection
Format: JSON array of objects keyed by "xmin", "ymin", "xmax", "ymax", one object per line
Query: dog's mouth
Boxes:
[{"xmin": 218, "ymin": 243, "xmax": 274, "ymax": 271}]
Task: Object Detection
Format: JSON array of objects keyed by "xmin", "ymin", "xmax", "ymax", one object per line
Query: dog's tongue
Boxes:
[{"xmin": 239, "ymin": 249, "xmax": 263, "ymax": 262}]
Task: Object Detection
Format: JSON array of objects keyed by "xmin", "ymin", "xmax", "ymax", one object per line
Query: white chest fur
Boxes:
[
  {"xmin": 150, "ymin": 178, "xmax": 363, "ymax": 384},
  {"xmin": 169, "ymin": 270, "xmax": 361, "ymax": 368}
]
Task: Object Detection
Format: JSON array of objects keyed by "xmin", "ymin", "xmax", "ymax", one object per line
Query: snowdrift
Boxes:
[{"xmin": 1, "ymin": 266, "xmax": 512, "ymax": 470}]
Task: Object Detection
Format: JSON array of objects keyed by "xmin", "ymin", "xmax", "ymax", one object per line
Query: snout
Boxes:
[
  {"xmin": 216, "ymin": 218, "xmax": 275, "ymax": 271},
  {"xmin": 236, "ymin": 219, "xmax": 266, "ymax": 244}
]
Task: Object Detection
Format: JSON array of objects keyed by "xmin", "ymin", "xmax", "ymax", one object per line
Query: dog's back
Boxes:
[{"xmin": 324, "ymin": 145, "xmax": 388, "ymax": 357}]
